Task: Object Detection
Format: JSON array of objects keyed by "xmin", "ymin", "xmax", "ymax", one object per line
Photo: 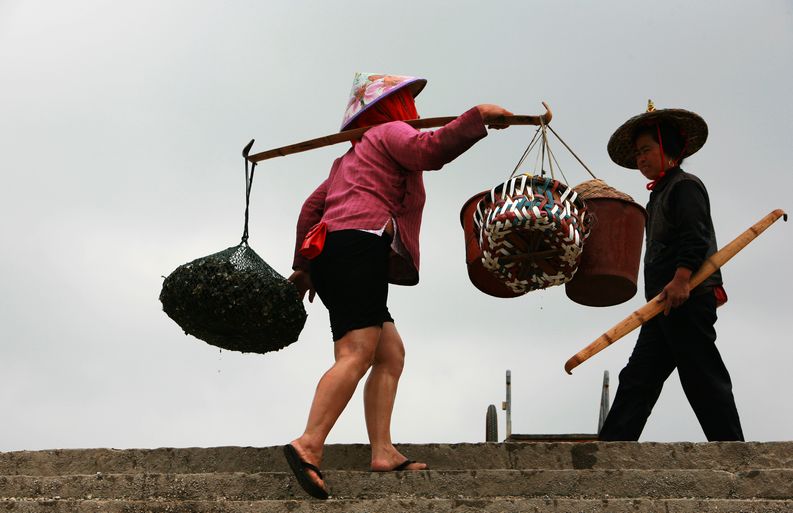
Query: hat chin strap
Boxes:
[
  {"xmin": 646, "ymin": 123, "xmax": 667, "ymax": 191},
  {"xmin": 645, "ymin": 123, "xmax": 687, "ymax": 191}
]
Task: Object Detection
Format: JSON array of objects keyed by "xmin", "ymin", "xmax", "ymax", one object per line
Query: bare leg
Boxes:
[
  {"xmin": 364, "ymin": 322, "xmax": 428, "ymax": 471},
  {"xmin": 291, "ymin": 326, "xmax": 381, "ymax": 489}
]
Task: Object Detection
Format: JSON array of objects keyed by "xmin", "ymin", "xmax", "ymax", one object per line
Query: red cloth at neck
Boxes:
[
  {"xmin": 348, "ymin": 88, "xmax": 418, "ymax": 144},
  {"xmin": 646, "ymin": 170, "xmax": 666, "ymax": 190}
]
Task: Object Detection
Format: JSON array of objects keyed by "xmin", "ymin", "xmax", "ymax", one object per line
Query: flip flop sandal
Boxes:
[
  {"xmin": 283, "ymin": 444, "xmax": 329, "ymax": 500},
  {"xmin": 373, "ymin": 459, "xmax": 429, "ymax": 472}
]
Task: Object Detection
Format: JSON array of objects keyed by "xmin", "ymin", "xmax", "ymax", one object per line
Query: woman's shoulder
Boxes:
[
  {"xmin": 366, "ymin": 120, "xmax": 417, "ymax": 137},
  {"xmin": 674, "ymin": 169, "xmax": 708, "ymax": 188},
  {"xmin": 356, "ymin": 121, "xmax": 419, "ymax": 153},
  {"xmin": 668, "ymin": 169, "xmax": 710, "ymax": 201}
]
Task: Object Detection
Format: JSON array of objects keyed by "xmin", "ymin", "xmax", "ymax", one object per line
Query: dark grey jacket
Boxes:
[{"xmin": 644, "ymin": 167, "xmax": 722, "ymax": 299}]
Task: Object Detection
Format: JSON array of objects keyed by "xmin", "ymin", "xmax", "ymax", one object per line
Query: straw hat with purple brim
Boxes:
[
  {"xmin": 340, "ymin": 72, "xmax": 427, "ymax": 131},
  {"xmin": 607, "ymin": 100, "xmax": 709, "ymax": 169}
]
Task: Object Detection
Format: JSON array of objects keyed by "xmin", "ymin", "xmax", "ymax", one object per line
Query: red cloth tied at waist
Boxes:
[
  {"xmin": 714, "ymin": 284, "xmax": 728, "ymax": 308},
  {"xmin": 300, "ymin": 222, "xmax": 327, "ymax": 259}
]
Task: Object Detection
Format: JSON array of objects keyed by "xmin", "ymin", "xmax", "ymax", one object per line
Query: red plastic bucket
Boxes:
[
  {"xmin": 565, "ymin": 197, "xmax": 647, "ymax": 306},
  {"xmin": 460, "ymin": 191, "xmax": 522, "ymax": 298}
]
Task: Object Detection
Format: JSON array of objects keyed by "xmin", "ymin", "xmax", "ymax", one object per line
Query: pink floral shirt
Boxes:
[{"xmin": 293, "ymin": 107, "xmax": 488, "ymax": 285}]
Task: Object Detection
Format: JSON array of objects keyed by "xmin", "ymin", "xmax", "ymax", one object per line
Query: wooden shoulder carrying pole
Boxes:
[
  {"xmin": 564, "ymin": 208, "xmax": 788, "ymax": 375},
  {"xmin": 246, "ymin": 103, "xmax": 553, "ymax": 164}
]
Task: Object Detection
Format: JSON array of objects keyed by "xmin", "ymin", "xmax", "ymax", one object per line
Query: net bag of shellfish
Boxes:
[
  {"xmin": 473, "ymin": 174, "xmax": 591, "ymax": 294},
  {"xmin": 159, "ymin": 243, "xmax": 306, "ymax": 354},
  {"xmin": 159, "ymin": 140, "xmax": 306, "ymax": 354}
]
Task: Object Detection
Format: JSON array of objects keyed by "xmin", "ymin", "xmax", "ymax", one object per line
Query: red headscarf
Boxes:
[{"xmin": 348, "ymin": 87, "xmax": 418, "ymax": 144}]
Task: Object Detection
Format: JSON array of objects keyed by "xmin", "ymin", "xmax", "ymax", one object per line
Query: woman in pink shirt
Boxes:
[{"xmin": 284, "ymin": 72, "xmax": 512, "ymax": 499}]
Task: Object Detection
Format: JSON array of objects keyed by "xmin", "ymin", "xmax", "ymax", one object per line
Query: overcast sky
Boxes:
[{"xmin": 1, "ymin": 0, "xmax": 792, "ymax": 452}]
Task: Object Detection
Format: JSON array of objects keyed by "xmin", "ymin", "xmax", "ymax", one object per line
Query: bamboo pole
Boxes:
[
  {"xmin": 246, "ymin": 104, "xmax": 553, "ymax": 163},
  {"xmin": 564, "ymin": 209, "xmax": 788, "ymax": 375}
]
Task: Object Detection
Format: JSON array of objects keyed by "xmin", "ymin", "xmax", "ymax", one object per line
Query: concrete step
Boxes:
[
  {"xmin": 3, "ymin": 497, "xmax": 793, "ymax": 513},
  {"xmin": 2, "ymin": 442, "xmax": 792, "ymax": 476},
  {"xmin": 1, "ymin": 469, "xmax": 792, "ymax": 501}
]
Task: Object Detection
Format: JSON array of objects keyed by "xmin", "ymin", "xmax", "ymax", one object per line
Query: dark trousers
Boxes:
[{"xmin": 599, "ymin": 292, "xmax": 744, "ymax": 441}]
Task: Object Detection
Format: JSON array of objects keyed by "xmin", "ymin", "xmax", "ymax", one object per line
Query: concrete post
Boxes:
[
  {"xmin": 501, "ymin": 369, "xmax": 512, "ymax": 440},
  {"xmin": 597, "ymin": 370, "xmax": 610, "ymax": 434}
]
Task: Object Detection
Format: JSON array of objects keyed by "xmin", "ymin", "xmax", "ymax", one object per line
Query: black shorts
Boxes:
[{"xmin": 310, "ymin": 230, "xmax": 394, "ymax": 341}]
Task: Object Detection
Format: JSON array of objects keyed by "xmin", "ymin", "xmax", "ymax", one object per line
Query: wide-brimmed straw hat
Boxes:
[
  {"xmin": 340, "ymin": 72, "xmax": 427, "ymax": 131},
  {"xmin": 607, "ymin": 100, "xmax": 708, "ymax": 169}
]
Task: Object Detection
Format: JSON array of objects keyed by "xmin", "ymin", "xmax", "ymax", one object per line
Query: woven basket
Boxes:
[{"xmin": 473, "ymin": 174, "xmax": 591, "ymax": 294}]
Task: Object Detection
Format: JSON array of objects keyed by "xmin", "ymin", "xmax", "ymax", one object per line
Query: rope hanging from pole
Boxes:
[
  {"xmin": 241, "ymin": 139, "xmax": 256, "ymax": 245},
  {"xmin": 546, "ymin": 124, "xmax": 598, "ymax": 180}
]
